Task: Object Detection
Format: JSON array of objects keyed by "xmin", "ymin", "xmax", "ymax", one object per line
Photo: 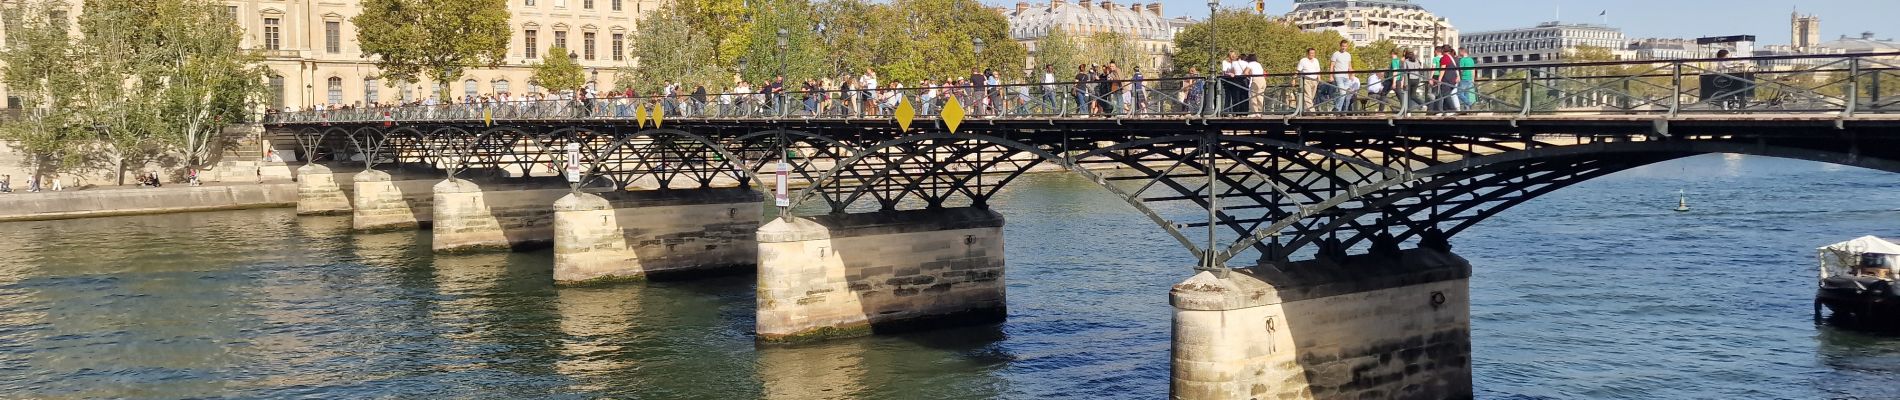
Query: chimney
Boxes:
[
  {"xmin": 1863, "ymin": 31, "xmax": 1877, "ymax": 40},
  {"xmin": 1016, "ymin": 2, "xmax": 1030, "ymax": 12},
  {"xmin": 1051, "ymin": 0, "xmax": 1066, "ymax": 7},
  {"xmin": 1078, "ymin": 0, "xmax": 1091, "ymax": 8},
  {"xmin": 1146, "ymin": 3, "xmax": 1160, "ymax": 15},
  {"xmin": 1130, "ymin": 3, "xmax": 1142, "ymax": 13},
  {"xmin": 1100, "ymin": 0, "xmax": 1114, "ymax": 10}
]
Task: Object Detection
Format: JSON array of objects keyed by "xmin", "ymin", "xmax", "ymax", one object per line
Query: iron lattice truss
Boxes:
[{"xmin": 281, "ymin": 118, "xmax": 1900, "ymax": 270}]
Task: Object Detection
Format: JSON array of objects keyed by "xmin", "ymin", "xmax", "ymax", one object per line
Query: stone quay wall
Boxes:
[{"xmin": 0, "ymin": 183, "xmax": 296, "ymax": 222}]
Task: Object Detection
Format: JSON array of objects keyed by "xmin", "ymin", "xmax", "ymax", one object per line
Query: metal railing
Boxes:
[{"xmin": 265, "ymin": 52, "xmax": 1900, "ymax": 125}]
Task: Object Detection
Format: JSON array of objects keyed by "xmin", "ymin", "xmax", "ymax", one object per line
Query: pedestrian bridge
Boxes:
[{"xmin": 267, "ymin": 53, "xmax": 1900, "ymax": 399}]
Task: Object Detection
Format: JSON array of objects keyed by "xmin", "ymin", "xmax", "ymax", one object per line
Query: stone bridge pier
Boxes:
[
  {"xmin": 753, "ymin": 207, "xmax": 1008, "ymax": 343},
  {"xmin": 430, "ymin": 172, "xmax": 573, "ymax": 252},
  {"xmin": 1171, "ymin": 249, "xmax": 1473, "ymax": 400},
  {"xmin": 295, "ymin": 164, "xmax": 356, "ymax": 215},
  {"xmin": 551, "ymin": 188, "xmax": 762, "ymax": 285},
  {"xmin": 352, "ymin": 167, "xmax": 440, "ymax": 231}
]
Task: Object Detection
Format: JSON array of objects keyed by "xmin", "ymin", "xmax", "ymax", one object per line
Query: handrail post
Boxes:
[
  {"xmin": 1844, "ymin": 57, "xmax": 1860, "ymax": 118},
  {"xmin": 1668, "ymin": 62, "xmax": 1682, "ymax": 118},
  {"xmin": 1518, "ymin": 68, "xmax": 1533, "ymax": 117},
  {"xmin": 1294, "ymin": 75, "xmax": 1306, "ymax": 117}
]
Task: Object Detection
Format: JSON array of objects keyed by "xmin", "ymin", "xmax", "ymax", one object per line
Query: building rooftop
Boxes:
[
  {"xmin": 1006, "ymin": 0, "xmax": 1179, "ymax": 41},
  {"xmin": 1290, "ymin": 0, "xmax": 1424, "ymax": 12},
  {"xmin": 1820, "ymin": 32, "xmax": 1900, "ymax": 53}
]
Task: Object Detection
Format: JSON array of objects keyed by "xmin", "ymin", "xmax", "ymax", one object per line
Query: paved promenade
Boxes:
[{"xmin": 0, "ymin": 181, "xmax": 298, "ymax": 222}]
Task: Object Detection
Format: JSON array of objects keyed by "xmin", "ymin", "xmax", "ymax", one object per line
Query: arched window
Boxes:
[
  {"xmin": 364, "ymin": 78, "xmax": 380, "ymax": 104},
  {"xmin": 494, "ymin": 79, "xmax": 511, "ymax": 94},
  {"xmin": 326, "ymin": 77, "xmax": 343, "ymax": 105},
  {"xmin": 464, "ymin": 79, "xmax": 478, "ymax": 99}
]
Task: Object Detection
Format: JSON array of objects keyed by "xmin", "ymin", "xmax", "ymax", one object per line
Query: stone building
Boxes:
[
  {"xmin": 1460, "ymin": 22, "xmax": 1628, "ymax": 77},
  {"xmin": 1283, "ymin": 0, "xmax": 1457, "ymax": 59},
  {"xmin": 1, "ymin": 0, "xmax": 657, "ymax": 112},
  {"xmin": 1003, "ymin": 0, "xmax": 1196, "ymax": 73},
  {"xmin": 1626, "ymin": 38, "xmax": 1719, "ymax": 61},
  {"xmin": 1792, "ymin": 10, "xmax": 1820, "ymax": 51}
]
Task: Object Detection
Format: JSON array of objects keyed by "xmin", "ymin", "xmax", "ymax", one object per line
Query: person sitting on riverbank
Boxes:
[{"xmin": 0, "ymin": 175, "xmax": 10, "ymax": 193}]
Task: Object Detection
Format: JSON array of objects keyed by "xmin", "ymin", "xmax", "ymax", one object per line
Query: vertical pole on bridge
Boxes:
[
  {"xmin": 1845, "ymin": 57, "xmax": 1861, "ymax": 118},
  {"xmin": 1201, "ymin": 134, "xmax": 1225, "ymax": 277}
]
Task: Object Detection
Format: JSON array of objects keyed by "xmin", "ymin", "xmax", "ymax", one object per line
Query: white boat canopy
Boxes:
[{"xmin": 1818, "ymin": 236, "xmax": 1900, "ymax": 279}]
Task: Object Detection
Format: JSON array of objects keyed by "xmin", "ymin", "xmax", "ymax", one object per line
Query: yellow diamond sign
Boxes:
[
  {"xmin": 895, "ymin": 97, "xmax": 916, "ymax": 132},
  {"xmin": 635, "ymin": 105, "xmax": 649, "ymax": 128},
  {"xmin": 941, "ymin": 95, "xmax": 966, "ymax": 133},
  {"xmin": 651, "ymin": 104, "xmax": 665, "ymax": 128}
]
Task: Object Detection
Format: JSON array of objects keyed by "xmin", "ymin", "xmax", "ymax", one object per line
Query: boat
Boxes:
[{"xmin": 1815, "ymin": 236, "xmax": 1900, "ymax": 329}]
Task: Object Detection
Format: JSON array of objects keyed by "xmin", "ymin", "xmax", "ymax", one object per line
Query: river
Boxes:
[{"xmin": 1, "ymin": 154, "xmax": 1897, "ymax": 399}]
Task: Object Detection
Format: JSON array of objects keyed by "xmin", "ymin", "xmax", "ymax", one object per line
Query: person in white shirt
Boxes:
[
  {"xmin": 1040, "ymin": 64, "xmax": 1058, "ymax": 113},
  {"xmin": 1245, "ymin": 54, "xmax": 1266, "ymax": 115},
  {"xmin": 859, "ymin": 69, "xmax": 878, "ymax": 115},
  {"xmin": 1296, "ymin": 47, "xmax": 1322, "ymax": 111},
  {"xmin": 1330, "ymin": 40, "xmax": 1355, "ymax": 112},
  {"xmin": 1220, "ymin": 51, "xmax": 1242, "ymax": 114}
]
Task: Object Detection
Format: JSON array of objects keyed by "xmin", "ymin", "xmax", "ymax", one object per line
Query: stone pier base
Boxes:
[
  {"xmin": 295, "ymin": 164, "xmax": 354, "ymax": 215},
  {"xmin": 756, "ymin": 208, "xmax": 1007, "ymax": 343},
  {"xmin": 351, "ymin": 169, "xmax": 438, "ymax": 231},
  {"xmin": 552, "ymin": 188, "xmax": 762, "ymax": 285},
  {"xmin": 431, "ymin": 177, "xmax": 571, "ymax": 253},
  {"xmin": 1171, "ymin": 249, "xmax": 1472, "ymax": 400}
]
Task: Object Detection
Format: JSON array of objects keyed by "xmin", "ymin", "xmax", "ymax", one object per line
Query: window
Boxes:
[
  {"xmin": 1527, "ymin": 53, "xmax": 1541, "ymax": 61},
  {"xmin": 494, "ymin": 80, "xmax": 510, "ymax": 94},
  {"xmin": 224, "ymin": 6, "xmax": 237, "ymax": 20},
  {"xmin": 584, "ymin": 0, "xmax": 594, "ymax": 9},
  {"xmin": 365, "ymin": 78, "xmax": 379, "ymax": 104},
  {"xmin": 268, "ymin": 75, "xmax": 285, "ymax": 109},
  {"xmin": 524, "ymin": 29, "xmax": 537, "ymax": 58},
  {"xmin": 553, "ymin": 30, "xmax": 566, "ymax": 51},
  {"xmin": 263, "ymin": 18, "xmax": 280, "ymax": 50},
  {"xmin": 464, "ymin": 79, "xmax": 478, "ymax": 99},
  {"xmin": 611, "ymin": 33, "xmax": 624, "ymax": 61},
  {"xmin": 525, "ymin": 0, "xmax": 535, "ymax": 5},
  {"xmin": 612, "ymin": 0, "xmax": 622, "ymax": 11},
  {"xmin": 555, "ymin": 0, "xmax": 566, "ymax": 7},
  {"xmin": 327, "ymin": 77, "xmax": 343, "ymax": 104},
  {"xmin": 324, "ymin": 21, "xmax": 341, "ymax": 53},
  {"xmin": 582, "ymin": 32, "xmax": 595, "ymax": 60}
]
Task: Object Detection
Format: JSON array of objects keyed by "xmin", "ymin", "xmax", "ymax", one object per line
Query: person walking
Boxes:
[
  {"xmin": 1130, "ymin": 66, "xmax": 1147, "ymax": 115},
  {"xmin": 1074, "ymin": 64, "xmax": 1093, "ymax": 116},
  {"xmin": 1296, "ymin": 48, "xmax": 1323, "ymax": 111},
  {"xmin": 1436, "ymin": 45, "xmax": 1462, "ymax": 113},
  {"xmin": 1331, "ymin": 40, "xmax": 1355, "ymax": 112},
  {"xmin": 1221, "ymin": 51, "xmax": 1243, "ymax": 115},
  {"xmin": 1040, "ymin": 64, "xmax": 1059, "ymax": 114},
  {"xmin": 1457, "ymin": 48, "xmax": 1477, "ymax": 110}
]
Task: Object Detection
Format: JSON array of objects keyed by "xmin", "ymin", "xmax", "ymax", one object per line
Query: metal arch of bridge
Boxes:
[
  {"xmin": 783, "ymin": 131, "xmax": 1406, "ymax": 271},
  {"xmin": 1252, "ymin": 139, "xmax": 1900, "ymax": 259}
]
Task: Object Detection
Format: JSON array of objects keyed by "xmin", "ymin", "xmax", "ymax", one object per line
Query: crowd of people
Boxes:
[
  {"xmin": 275, "ymin": 43, "xmax": 1506, "ymax": 122},
  {"xmin": 0, "ymin": 174, "xmax": 64, "ymax": 193}
]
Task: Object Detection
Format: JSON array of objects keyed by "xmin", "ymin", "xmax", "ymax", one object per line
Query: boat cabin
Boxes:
[{"xmin": 1819, "ymin": 235, "xmax": 1900, "ymax": 281}]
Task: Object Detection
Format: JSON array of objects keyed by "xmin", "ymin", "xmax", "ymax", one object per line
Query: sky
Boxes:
[{"xmin": 990, "ymin": 0, "xmax": 1900, "ymax": 45}]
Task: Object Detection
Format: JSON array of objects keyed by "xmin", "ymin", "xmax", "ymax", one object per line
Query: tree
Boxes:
[
  {"xmin": 1173, "ymin": 10, "xmax": 1347, "ymax": 76},
  {"xmin": 622, "ymin": 4, "xmax": 723, "ymax": 94},
  {"xmin": 77, "ymin": 0, "xmax": 169, "ymax": 185},
  {"xmin": 532, "ymin": 46, "xmax": 585, "ymax": 93},
  {"xmin": 353, "ymin": 0, "xmax": 510, "ymax": 99},
  {"xmin": 1034, "ymin": 27, "xmax": 1081, "ymax": 75},
  {"xmin": 674, "ymin": 0, "xmax": 753, "ymax": 65},
  {"xmin": 0, "ymin": 0, "xmax": 88, "ymax": 183},
  {"xmin": 145, "ymin": 0, "xmax": 268, "ymax": 177},
  {"xmin": 1080, "ymin": 31, "xmax": 1142, "ymax": 70},
  {"xmin": 735, "ymin": 0, "xmax": 826, "ymax": 84}
]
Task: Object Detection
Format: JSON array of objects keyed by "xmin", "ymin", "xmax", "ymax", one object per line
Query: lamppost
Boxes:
[
  {"xmin": 777, "ymin": 27, "xmax": 788, "ymax": 116},
  {"xmin": 973, "ymin": 37, "xmax": 986, "ymax": 113},
  {"xmin": 1207, "ymin": 0, "xmax": 1220, "ymax": 116}
]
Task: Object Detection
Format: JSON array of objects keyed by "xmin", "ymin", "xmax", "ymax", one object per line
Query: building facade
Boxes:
[
  {"xmin": 1626, "ymin": 38, "xmax": 1719, "ymax": 61},
  {"xmin": 1792, "ymin": 11, "xmax": 1820, "ymax": 51},
  {"xmin": 1283, "ymin": 0, "xmax": 1457, "ymax": 59},
  {"xmin": 1460, "ymin": 22, "xmax": 1628, "ymax": 76},
  {"xmin": 1003, "ymin": 0, "xmax": 1194, "ymax": 73},
  {"xmin": 1, "ymin": 0, "xmax": 658, "ymax": 112}
]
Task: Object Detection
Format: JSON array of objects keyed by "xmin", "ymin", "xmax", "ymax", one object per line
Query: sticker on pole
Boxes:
[
  {"xmin": 774, "ymin": 160, "xmax": 791, "ymax": 208},
  {"xmin": 564, "ymin": 142, "xmax": 582, "ymax": 183}
]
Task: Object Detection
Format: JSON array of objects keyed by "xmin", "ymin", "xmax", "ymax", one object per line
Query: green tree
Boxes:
[
  {"xmin": 0, "ymin": 0, "xmax": 88, "ymax": 183},
  {"xmin": 1173, "ymin": 10, "xmax": 1346, "ymax": 76},
  {"xmin": 674, "ymin": 0, "xmax": 754, "ymax": 65},
  {"xmin": 736, "ymin": 0, "xmax": 826, "ymax": 84},
  {"xmin": 622, "ymin": 4, "xmax": 722, "ymax": 94},
  {"xmin": 145, "ymin": 0, "xmax": 268, "ymax": 176},
  {"xmin": 1080, "ymin": 31, "xmax": 1142, "ymax": 69},
  {"xmin": 76, "ymin": 0, "xmax": 170, "ymax": 185},
  {"xmin": 353, "ymin": 0, "xmax": 510, "ymax": 100},
  {"xmin": 1034, "ymin": 27, "xmax": 1082, "ymax": 75},
  {"xmin": 532, "ymin": 46, "xmax": 585, "ymax": 93}
]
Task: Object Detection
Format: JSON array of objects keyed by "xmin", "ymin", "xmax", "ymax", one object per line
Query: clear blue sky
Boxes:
[{"xmin": 992, "ymin": 0, "xmax": 1900, "ymax": 45}]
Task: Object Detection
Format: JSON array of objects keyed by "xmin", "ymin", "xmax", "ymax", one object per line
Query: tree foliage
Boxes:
[
  {"xmin": 1034, "ymin": 27, "xmax": 1081, "ymax": 74},
  {"xmin": 1080, "ymin": 31, "xmax": 1142, "ymax": 72},
  {"xmin": 531, "ymin": 46, "xmax": 585, "ymax": 93},
  {"xmin": 0, "ymin": 0, "xmax": 86, "ymax": 179},
  {"xmin": 353, "ymin": 0, "xmax": 511, "ymax": 98},
  {"xmin": 1172, "ymin": 10, "xmax": 1348, "ymax": 76},
  {"xmin": 624, "ymin": 0, "xmax": 1025, "ymax": 89}
]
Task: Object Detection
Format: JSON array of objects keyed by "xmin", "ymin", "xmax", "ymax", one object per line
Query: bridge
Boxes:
[{"xmin": 267, "ymin": 53, "xmax": 1900, "ymax": 399}]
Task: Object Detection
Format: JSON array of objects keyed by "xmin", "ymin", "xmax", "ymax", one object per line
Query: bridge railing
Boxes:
[{"xmin": 264, "ymin": 52, "xmax": 1900, "ymax": 125}]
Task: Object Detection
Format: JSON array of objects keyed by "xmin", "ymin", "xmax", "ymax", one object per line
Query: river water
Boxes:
[{"xmin": 1, "ymin": 154, "xmax": 1897, "ymax": 399}]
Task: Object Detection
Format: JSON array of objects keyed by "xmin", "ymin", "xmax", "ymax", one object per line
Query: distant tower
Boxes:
[{"xmin": 1792, "ymin": 9, "xmax": 1821, "ymax": 50}]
